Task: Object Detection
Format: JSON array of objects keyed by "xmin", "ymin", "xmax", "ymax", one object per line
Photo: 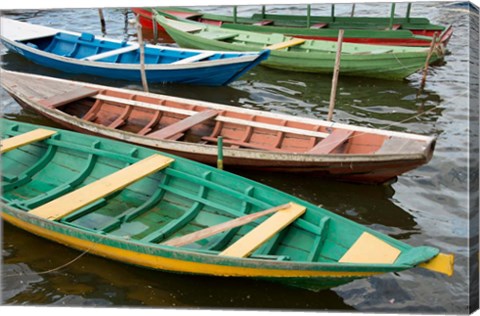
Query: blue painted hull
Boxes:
[
  {"xmin": 0, "ymin": 18, "xmax": 269, "ymax": 86},
  {"xmin": 3, "ymin": 41, "xmax": 266, "ymax": 86}
]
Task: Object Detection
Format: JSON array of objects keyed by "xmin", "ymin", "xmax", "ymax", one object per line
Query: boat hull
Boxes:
[
  {"xmin": 132, "ymin": 8, "xmax": 452, "ymax": 47},
  {"xmin": 0, "ymin": 118, "xmax": 451, "ymax": 292},
  {"xmin": 156, "ymin": 17, "xmax": 443, "ymax": 80},
  {"xmin": 1, "ymin": 39, "xmax": 266, "ymax": 86},
  {"xmin": 0, "ymin": 207, "xmax": 377, "ymax": 291}
]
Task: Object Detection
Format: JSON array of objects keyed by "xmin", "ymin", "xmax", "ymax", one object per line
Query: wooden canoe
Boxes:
[
  {"xmin": 133, "ymin": 7, "xmax": 453, "ymax": 47},
  {"xmin": 2, "ymin": 70, "xmax": 436, "ymax": 184},
  {"xmin": 0, "ymin": 17, "xmax": 269, "ymax": 86},
  {"xmin": 153, "ymin": 15, "xmax": 445, "ymax": 80},
  {"xmin": 0, "ymin": 118, "xmax": 454, "ymax": 291}
]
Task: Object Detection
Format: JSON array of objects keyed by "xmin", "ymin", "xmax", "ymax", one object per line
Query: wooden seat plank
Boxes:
[
  {"xmin": 147, "ymin": 109, "xmax": 219, "ymax": 140},
  {"xmin": 339, "ymin": 232, "xmax": 401, "ymax": 264},
  {"xmin": 1, "ymin": 129, "xmax": 56, "ymax": 153},
  {"xmin": 29, "ymin": 154, "xmax": 174, "ymax": 220},
  {"xmin": 266, "ymin": 38, "xmax": 306, "ymax": 50},
  {"xmin": 172, "ymin": 52, "xmax": 216, "ymax": 65},
  {"xmin": 82, "ymin": 44, "xmax": 139, "ymax": 61},
  {"xmin": 39, "ymin": 87, "xmax": 99, "ymax": 109},
  {"xmin": 219, "ymin": 202, "xmax": 306, "ymax": 258},
  {"xmin": 308, "ymin": 129, "xmax": 354, "ymax": 154}
]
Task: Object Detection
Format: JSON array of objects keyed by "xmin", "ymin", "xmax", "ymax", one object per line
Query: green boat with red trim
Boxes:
[
  {"xmin": 1, "ymin": 119, "xmax": 453, "ymax": 291},
  {"xmin": 133, "ymin": 4, "xmax": 453, "ymax": 47},
  {"xmin": 154, "ymin": 14, "xmax": 444, "ymax": 80}
]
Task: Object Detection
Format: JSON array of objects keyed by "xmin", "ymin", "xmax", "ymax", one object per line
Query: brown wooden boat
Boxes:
[{"xmin": 1, "ymin": 70, "xmax": 436, "ymax": 183}]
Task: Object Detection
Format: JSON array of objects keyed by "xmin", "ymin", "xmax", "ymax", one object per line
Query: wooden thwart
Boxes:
[
  {"xmin": 162, "ymin": 203, "xmax": 292, "ymax": 247},
  {"xmin": 39, "ymin": 87, "xmax": 99, "ymax": 108},
  {"xmin": 172, "ymin": 52, "xmax": 216, "ymax": 65},
  {"xmin": 220, "ymin": 202, "xmax": 306, "ymax": 258},
  {"xmin": 266, "ymin": 38, "xmax": 306, "ymax": 50},
  {"xmin": 29, "ymin": 154, "xmax": 174, "ymax": 220},
  {"xmin": 147, "ymin": 109, "xmax": 219, "ymax": 140},
  {"xmin": 82, "ymin": 44, "xmax": 140, "ymax": 61},
  {"xmin": 308, "ymin": 129, "xmax": 354, "ymax": 154},
  {"xmin": 1, "ymin": 129, "xmax": 56, "ymax": 153},
  {"xmin": 339, "ymin": 232, "xmax": 401, "ymax": 264}
]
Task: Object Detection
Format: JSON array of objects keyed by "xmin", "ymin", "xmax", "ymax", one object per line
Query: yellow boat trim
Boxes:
[
  {"xmin": 419, "ymin": 252, "xmax": 455, "ymax": 276},
  {"xmin": 2, "ymin": 212, "xmax": 381, "ymax": 279}
]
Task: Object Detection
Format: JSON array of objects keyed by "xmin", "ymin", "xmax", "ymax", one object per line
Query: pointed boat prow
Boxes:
[{"xmin": 419, "ymin": 253, "xmax": 454, "ymax": 276}]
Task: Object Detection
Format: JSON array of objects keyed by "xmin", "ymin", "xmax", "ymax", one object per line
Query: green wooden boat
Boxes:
[
  {"xmin": 1, "ymin": 119, "xmax": 453, "ymax": 291},
  {"xmin": 154, "ymin": 15, "xmax": 444, "ymax": 80},
  {"xmin": 139, "ymin": 5, "xmax": 453, "ymax": 47}
]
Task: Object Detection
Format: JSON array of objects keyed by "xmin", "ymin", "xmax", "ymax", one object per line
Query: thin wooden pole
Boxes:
[
  {"xmin": 162, "ymin": 203, "xmax": 291, "ymax": 247},
  {"xmin": 217, "ymin": 136, "xmax": 224, "ymax": 170},
  {"xmin": 331, "ymin": 4, "xmax": 335, "ymax": 22},
  {"xmin": 135, "ymin": 15, "xmax": 149, "ymax": 93},
  {"xmin": 98, "ymin": 9, "xmax": 106, "ymax": 34},
  {"xmin": 406, "ymin": 2, "xmax": 412, "ymax": 22},
  {"xmin": 233, "ymin": 6, "xmax": 238, "ymax": 24},
  {"xmin": 327, "ymin": 29, "xmax": 344, "ymax": 122},
  {"xmin": 307, "ymin": 4, "xmax": 311, "ymax": 28},
  {"xmin": 389, "ymin": 3, "xmax": 396, "ymax": 30},
  {"xmin": 152, "ymin": 10, "xmax": 158, "ymax": 44},
  {"xmin": 418, "ymin": 32, "xmax": 438, "ymax": 96},
  {"xmin": 351, "ymin": 4, "xmax": 356, "ymax": 17}
]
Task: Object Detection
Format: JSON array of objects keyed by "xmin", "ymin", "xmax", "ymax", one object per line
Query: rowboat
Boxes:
[
  {"xmin": 0, "ymin": 118, "xmax": 454, "ymax": 291},
  {"xmin": 132, "ymin": 5, "xmax": 453, "ymax": 47},
  {"xmin": 0, "ymin": 17, "xmax": 269, "ymax": 86},
  {"xmin": 154, "ymin": 15, "xmax": 444, "ymax": 79},
  {"xmin": 2, "ymin": 70, "xmax": 436, "ymax": 184}
]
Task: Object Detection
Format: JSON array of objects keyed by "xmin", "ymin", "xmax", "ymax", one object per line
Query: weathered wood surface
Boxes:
[
  {"xmin": 147, "ymin": 109, "xmax": 219, "ymax": 139},
  {"xmin": 308, "ymin": 129, "xmax": 354, "ymax": 154},
  {"xmin": 220, "ymin": 202, "xmax": 306, "ymax": 258},
  {"xmin": 39, "ymin": 87, "xmax": 99, "ymax": 108},
  {"xmin": 1, "ymin": 129, "xmax": 56, "ymax": 153},
  {"xmin": 29, "ymin": 154, "xmax": 174, "ymax": 220},
  {"xmin": 1, "ymin": 17, "xmax": 58, "ymax": 41},
  {"xmin": 162, "ymin": 203, "xmax": 292, "ymax": 247}
]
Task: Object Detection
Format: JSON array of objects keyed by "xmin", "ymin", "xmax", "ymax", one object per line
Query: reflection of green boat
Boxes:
[
  {"xmin": 1, "ymin": 119, "xmax": 453, "ymax": 291},
  {"xmin": 155, "ymin": 15, "xmax": 444, "ymax": 80}
]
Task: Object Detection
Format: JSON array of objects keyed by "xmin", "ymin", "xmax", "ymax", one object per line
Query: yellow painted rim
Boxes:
[{"xmin": 3, "ymin": 212, "xmax": 381, "ymax": 279}]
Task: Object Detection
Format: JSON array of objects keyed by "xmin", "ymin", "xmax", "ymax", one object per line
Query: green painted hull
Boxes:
[
  {"xmin": 155, "ymin": 16, "xmax": 443, "ymax": 80},
  {"xmin": 1, "ymin": 119, "xmax": 441, "ymax": 291},
  {"xmin": 152, "ymin": 7, "xmax": 446, "ymax": 31}
]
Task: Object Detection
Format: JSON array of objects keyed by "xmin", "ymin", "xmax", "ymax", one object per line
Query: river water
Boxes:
[{"xmin": 1, "ymin": 2, "xmax": 478, "ymax": 313}]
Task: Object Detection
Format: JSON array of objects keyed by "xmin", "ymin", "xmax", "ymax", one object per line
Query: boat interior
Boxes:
[
  {"xmin": 40, "ymin": 86, "xmax": 392, "ymax": 155},
  {"xmin": 2, "ymin": 123, "xmax": 390, "ymax": 264},
  {"xmin": 20, "ymin": 31, "xmax": 245, "ymax": 64}
]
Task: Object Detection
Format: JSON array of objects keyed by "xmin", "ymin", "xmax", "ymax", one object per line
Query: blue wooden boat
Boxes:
[{"xmin": 0, "ymin": 18, "xmax": 270, "ymax": 86}]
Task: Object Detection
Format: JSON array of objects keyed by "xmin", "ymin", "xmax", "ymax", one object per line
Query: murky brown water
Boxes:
[{"xmin": 1, "ymin": 2, "xmax": 478, "ymax": 313}]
